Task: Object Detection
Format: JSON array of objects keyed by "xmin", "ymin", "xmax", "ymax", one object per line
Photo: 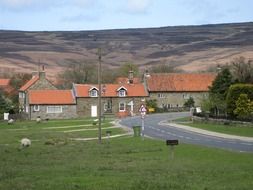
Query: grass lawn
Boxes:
[
  {"xmin": 1, "ymin": 118, "xmax": 253, "ymax": 190},
  {"xmin": 173, "ymin": 117, "xmax": 253, "ymax": 137}
]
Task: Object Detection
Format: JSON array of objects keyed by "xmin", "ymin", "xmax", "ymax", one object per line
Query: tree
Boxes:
[
  {"xmin": 184, "ymin": 97, "xmax": 195, "ymax": 108},
  {"xmin": 117, "ymin": 62, "xmax": 139, "ymax": 77},
  {"xmin": 150, "ymin": 63, "xmax": 181, "ymax": 73},
  {"xmin": 231, "ymin": 57, "xmax": 253, "ymax": 83},
  {"xmin": 10, "ymin": 73, "xmax": 32, "ymax": 90},
  {"xmin": 234, "ymin": 94, "xmax": 253, "ymax": 120},
  {"xmin": 206, "ymin": 68, "xmax": 233, "ymax": 116},
  {"xmin": 209, "ymin": 68, "xmax": 233, "ymax": 99},
  {"xmin": 8, "ymin": 73, "xmax": 32, "ymax": 113},
  {"xmin": 57, "ymin": 61, "xmax": 97, "ymax": 89},
  {"xmin": 226, "ymin": 84, "xmax": 253, "ymax": 116},
  {"xmin": 0, "ymin": 90, "xmax": 11, "ymax": 114}
]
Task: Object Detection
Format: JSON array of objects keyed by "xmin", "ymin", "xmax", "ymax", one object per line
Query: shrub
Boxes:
[
  {"xmin": 184, "ymin": 97, "xmax": 195, "ymax": 108},
  {"xmin": 226, "ymin": 84, "xmax": 253, "ymax": 116},
  {"xmin": 234, "ymin": 94, "xmax": 253, "ymax": 120}
]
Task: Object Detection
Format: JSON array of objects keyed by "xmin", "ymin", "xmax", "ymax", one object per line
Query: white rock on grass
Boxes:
[{"xmin": 21, "ymin": 138, "xmax": 31, "ymax": 147}]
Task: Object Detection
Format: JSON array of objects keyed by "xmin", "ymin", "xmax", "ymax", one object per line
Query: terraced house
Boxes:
[
  {"xmin": 145, "ymin": 73, "xmax": 216, "ymax": 109},
  {"xmin": 28, "ymin": 90, "xmax": 77, "ymax": 120},
  {"xmin": 19, "ymin": 70, "xmax": 57, "ymax": 113},
  {"xmin": 73, "ymin": 82, "xmax": 148, "ymax": 118},
  {"xmin": 19, "ymin": 70, "xmax": 215, "ymax": 120}
]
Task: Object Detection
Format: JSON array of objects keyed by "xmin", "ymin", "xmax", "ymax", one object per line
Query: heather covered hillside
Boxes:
[{"xmin": 1, "ymin": 22, "xmax": 253, "ymax": 78}]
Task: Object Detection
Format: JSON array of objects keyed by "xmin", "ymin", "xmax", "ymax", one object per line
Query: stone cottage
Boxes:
[
  {"xmin": 19, "ymin": 70, "xmax": 57, "ymax": 113},
  {"xmin": 28, "ymin": 90, "xmax": 77, "ymax": 120},
  {"xmin": 145, "ymin": 73, "xmax": 216, "ymax": 109},
  {"xmin": 73, "ymin": 83, "xmax": 148, "ymax": 117}
]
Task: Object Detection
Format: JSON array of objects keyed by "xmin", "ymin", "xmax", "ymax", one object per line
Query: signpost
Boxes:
[
  {"xmin": 166, "ymin": 140, "xmax": 179, "ymax": 159},
  {"xmin": 139, "ymin": 104, "xmax": 147, "ymax": 140}
]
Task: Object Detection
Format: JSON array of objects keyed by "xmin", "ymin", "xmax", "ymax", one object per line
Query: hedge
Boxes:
[{"xmin": 226, "ymin": 84, "xmax": 253, "ymax": 116}]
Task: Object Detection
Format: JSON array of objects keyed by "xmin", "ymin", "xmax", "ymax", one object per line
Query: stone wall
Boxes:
[
  {"xmin": 30, "ymin": 105, "xmax": 77, "ymax": 120},
  {"xmin": 29, "ymin": 77, "xmax": 57, "ymax": 91},
  {"xmin": 148, "ymin": 92, "xmax": 208, "ymax": 108},
  {"xmin": 193, "ymin": 116, "xmax": 253, "ymax": 126},
  {"xmin": 76, "ymin": 97, "xmax": 146, "ymax": 117}
]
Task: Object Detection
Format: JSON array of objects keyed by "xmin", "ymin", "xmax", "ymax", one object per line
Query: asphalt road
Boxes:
[{"xmin": 120, "ymin": 112, "xmax": 253, "ymax": 153}]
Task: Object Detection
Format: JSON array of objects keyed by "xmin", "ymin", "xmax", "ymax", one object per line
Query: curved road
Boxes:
[{"xmin": 120, "ymin": 112, "xmax": 253, "ymax": 153}]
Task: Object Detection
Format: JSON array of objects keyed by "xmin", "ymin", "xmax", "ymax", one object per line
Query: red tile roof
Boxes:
[
  {"xmin": 74, "ymin": 83, "xmax": 148, "ymax": 97},
  {"xmin": 147, "ymin": 73, "xmax": 216, "ymax": 92},
  {"xmin": 0, "ymin": 79, "xmax": 10, "ymax": 86},
  {"xmin": 20, "ymin": 76, "xmax": 39, "ymax": 91},
  {"xmin": 116, "ymin": 77, "xmax": 141, "ymax": 84},
  {"xmin": 29, "ymin": 90, "xmax": 75, "ymax": 105},
  {"xmin": 0, "ymin": 79, "xmax": 14, "ymax": 93}
]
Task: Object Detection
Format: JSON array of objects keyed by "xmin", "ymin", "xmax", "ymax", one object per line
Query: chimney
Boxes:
[
  {"xmin": 128, "ymin": 70, "xmax": 134, "ymax": 84},
  {"xmin": 39, "ymin": 65, "xmax": 45, "ymax": 79},
  {"xmin": 32, "ymin": 71, "xmax": 39, "ymax": 77},
  {"xmin": 144, "ymin": 69, "xmax": 150, "ymax": 78},
  {"xmin": 39, "ymin": 71, "xmax": 46, "ymax": 79}
]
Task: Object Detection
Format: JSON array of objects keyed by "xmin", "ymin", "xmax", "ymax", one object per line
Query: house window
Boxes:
[
  {"xmin": 47, "ymin": 106, "xmax": 62, "ymax": 113},
  {"xmin": 19, "ymin": 92, "xmax": 25, "ymax": 98},
  {"xmin": 183, "ymin": 94, "xmax": 190, "ymax": 99},
  {"xmin": 158, "ymin": 93, "xmax": 165, "ymax": 98},
  {"xmin": 90, "ymin": 89, "xmax": 98, "ymax": 97},
  {"xmin": 118, "ymin": 89, "xmax": 126, "ymax": 97},
  {"xmin": 119, "ymin": 102, "xmax": 126, "ymax": 112},
  {"xmin": 104, "ymin": 103, "xmax": 108, "ymax": 111},
  {"xmin": 33, "ymin": 105, "xmax": 40, "ymax": 112}
]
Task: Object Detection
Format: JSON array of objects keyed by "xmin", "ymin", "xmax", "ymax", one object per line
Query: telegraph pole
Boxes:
[{"xmin": 98, "ymin": 48, "xmax": 102, "ymax": 144}]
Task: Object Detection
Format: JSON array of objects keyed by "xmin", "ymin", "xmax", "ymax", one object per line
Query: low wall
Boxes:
[{"xmin": 192, "ymin": 116, "xmax": 253, "ymax": 126}]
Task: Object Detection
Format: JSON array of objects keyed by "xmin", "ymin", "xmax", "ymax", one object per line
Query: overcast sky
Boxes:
[{"xmin": 0, "ymin": 0, "xmax": 252, "ymax": 31}]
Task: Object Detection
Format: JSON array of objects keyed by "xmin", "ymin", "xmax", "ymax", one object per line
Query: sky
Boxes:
[{"xmin": 0, "ymin": 0, "xmax": 253, "ymax": 31}]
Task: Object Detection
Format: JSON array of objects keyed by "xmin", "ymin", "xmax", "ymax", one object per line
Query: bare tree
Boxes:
[
  {"xmin": 57, "ymin": 61, "xmax": 97, "ymax": 89},
  {"xmin": 231, "ymin": 57, "xmax": 253, "ymax": 83}
]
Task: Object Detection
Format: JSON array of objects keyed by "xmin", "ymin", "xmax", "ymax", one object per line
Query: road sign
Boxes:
[
  {"xmin": 166, "ymin": 140, "xmax": 179, "ymax": 146},
  {"xmin": 139, "ymin": 104, "xmax": 147, "ymax": 113}
]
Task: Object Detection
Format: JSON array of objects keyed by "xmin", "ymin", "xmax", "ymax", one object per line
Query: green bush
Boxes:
[
  {"xmin": 226, "ymin": 84, "xmax": 253, "ymax": 116},
  {"xmin": 234, "ymin": 94, "xmax": 253, "ymax": 120},
  {"xmin": 184, "ymin": 97, "xmax": 195, "ymax": 108}
]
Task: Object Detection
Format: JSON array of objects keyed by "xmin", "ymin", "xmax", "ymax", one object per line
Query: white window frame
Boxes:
[
  {"xmin": 158, "ymin": 93, "xmax": 165, "ymax": 98},
  {"xmin": 47, "ymin": 106, "xmax": 62, "ymax": 113},
  {"xmin": 119, "ymin": 102, "xmax": 126, "ymax": 112},
  {"xmin": 19, "ymin": 92, "xmax": 25, "ymax": 98},
  {"xmin": 183, "ymin": 94, "xmax": 190, "ymax": 99},
  {"xmin": 118, "ymin": 89, "xmax": 126, "ymax": 97},
  {"xmin": 104, "ymin": 103, "xmax": 108, "ymax": 111},
  {"xmin": 90, "ymin": 89, "xmax": 98, "ymax": 97},
  {"xmin": 33, "ymin": 105, "xmax": 40, "ymax": 112}
]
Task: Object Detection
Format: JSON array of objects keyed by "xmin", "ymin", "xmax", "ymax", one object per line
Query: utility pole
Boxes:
[{"xmin": 98, "ymin": 48, "xmax": 102, "ymax": 144}]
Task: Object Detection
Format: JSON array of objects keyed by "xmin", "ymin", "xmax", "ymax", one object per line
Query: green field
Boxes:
[
  {"xmin": 1, "ymin": 118, "xmax": 253, "ymax": 190},
  {"xmin": 173, "ymin": 117, "xmax": 253, "ymax": 137}
]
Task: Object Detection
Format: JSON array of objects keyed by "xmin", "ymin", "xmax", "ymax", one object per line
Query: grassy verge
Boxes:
[
  {"xmin": 1, "ymin": 118, "xmax": 253, "ymax": 189},
  {"xmin": 173, "ymin": 117, "xmax": 253, "ymax": 137}
]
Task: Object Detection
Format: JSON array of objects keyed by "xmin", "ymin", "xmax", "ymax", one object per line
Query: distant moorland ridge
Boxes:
[{"xmin": 1, "ymin": 22, "xmax": 253, "ymax": 79}]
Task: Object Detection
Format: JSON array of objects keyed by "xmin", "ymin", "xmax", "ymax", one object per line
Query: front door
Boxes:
[{"xmin": 91, "ymin": 105, "xmax": 97, "ymax": 117}]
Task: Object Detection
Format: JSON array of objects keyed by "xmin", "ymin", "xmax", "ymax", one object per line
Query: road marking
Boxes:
[{"xmin": 240, "ymin": 143, "xmax": 253, "ymax": 146}]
